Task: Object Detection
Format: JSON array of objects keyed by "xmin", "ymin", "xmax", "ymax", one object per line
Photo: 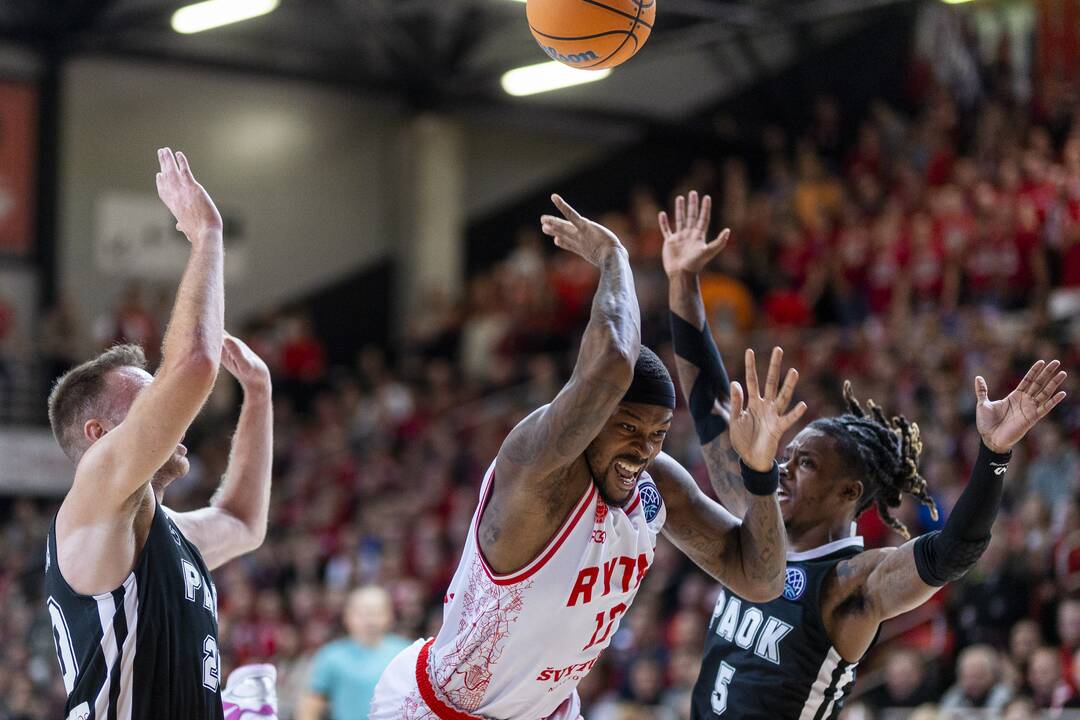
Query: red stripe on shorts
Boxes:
[{"xmin": 415, "ymin": 639, "xmax": 485, "ymax": 720}]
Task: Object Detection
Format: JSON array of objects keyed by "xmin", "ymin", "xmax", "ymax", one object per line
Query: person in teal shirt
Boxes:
[{"xmin": 298, "ymin": 586, "xmax": 411, "ymax": 720}]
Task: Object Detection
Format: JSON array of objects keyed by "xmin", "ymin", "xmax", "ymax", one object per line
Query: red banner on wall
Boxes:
[{"xmin": 0, "ymin": 81, "xmax": 37, "ymax": 256}]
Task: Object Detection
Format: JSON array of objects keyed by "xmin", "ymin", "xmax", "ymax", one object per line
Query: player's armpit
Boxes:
[
  {"xmin": 652, "ymin": 453, "xmax": 784, "ymax": 602},
  {"xmin": 823, "ymin": 543, "xmax": 939, "ymax": 661},
  {"xmin": 166, "ymin": 506, "xmax": 259, "ymax": 571}
]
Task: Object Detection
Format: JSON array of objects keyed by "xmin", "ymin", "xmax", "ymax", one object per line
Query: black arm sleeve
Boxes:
[
  {"xmin": 913, "ymin": 442, "xmax": 1012, "ymax": 586},
  {"xmin": 670, "ymin": 311, "xmax": 731, "ymax": 444}
]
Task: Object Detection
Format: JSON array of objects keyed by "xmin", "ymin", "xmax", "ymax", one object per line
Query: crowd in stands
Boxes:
[{"xmin": 3, "ymin": 53, "xmax": 1080, "ymax": 720}]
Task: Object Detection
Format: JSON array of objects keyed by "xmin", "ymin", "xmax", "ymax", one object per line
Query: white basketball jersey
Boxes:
[{"xmin": 426, "ymin": 460, "xmax": 667, "ymax": 719}]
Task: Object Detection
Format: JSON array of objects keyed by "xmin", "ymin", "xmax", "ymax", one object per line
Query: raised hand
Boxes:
[
  {"xmin": 976, "ymin": 360, "xmax": 1067, "ymax": 454},
  {"xmin": 155, "ymin": 147, "xmax": 223, "ymax": 241},
  {"xmin": 541, "ymin": 194, "xmax": 624, "ymax": 266},
  {"xmin": 659, "ymin": 190, "xmax": 731, "ymax": 277},
  {"xmin": 221, "ymin": 333, "xmax": 271, "ymax": 393},
  {"xmin": 730, "ymin": 348, "xmax": 807, "ymax": 472}
]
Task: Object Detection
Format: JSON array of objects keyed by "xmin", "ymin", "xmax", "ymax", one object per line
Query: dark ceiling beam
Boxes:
[{"xmin": 663, "ymin": 0, "xmax": 765, "ymax": 26}]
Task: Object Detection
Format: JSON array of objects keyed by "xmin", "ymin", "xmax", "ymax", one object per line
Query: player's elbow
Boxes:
[
  {"xmin": 588, "ymin": 339, "xmax": 638, "ymax": 390},
  {"xmin": 742, "ymin": 574, "xmax": 786, "ymax": 603},
  {"xmin": 171, "ymin": 350, "xmax": 219, "ymax": 393}
]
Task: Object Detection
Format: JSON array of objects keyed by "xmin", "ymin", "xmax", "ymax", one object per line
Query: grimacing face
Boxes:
[
  {"xmin": 96, "ymin": 367, "xmax": 190, "ymax": 484},
  {"xmin": 584, "ymin": 402, "xmax": 673, "ymax": 507},
  {"xmin": 777, "ymin": 426, "xmax": 863, "ymax": 535}
]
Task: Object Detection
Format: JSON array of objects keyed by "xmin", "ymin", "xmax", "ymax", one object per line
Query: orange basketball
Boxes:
[{"xmin": 526, "ymin": 0, "xmax": 655, "ymax": 71}]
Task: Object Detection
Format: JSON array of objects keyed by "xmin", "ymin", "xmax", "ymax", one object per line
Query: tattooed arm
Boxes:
[
  {"xmin": 652, "ymin": 453, "xmax": 784, "ymax": 602},
  {"xmin": 497, "ymin": 195, "xmax": 640, "ymax": 479},
  {"xmin": 483, "ymin": 196, "xmax": 640, "ymax": 574}
]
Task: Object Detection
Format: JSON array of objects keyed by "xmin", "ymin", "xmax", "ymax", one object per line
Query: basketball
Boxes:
[{"xmin": 526, "ymin": 0, "xmax": 655, "ymax": 71}]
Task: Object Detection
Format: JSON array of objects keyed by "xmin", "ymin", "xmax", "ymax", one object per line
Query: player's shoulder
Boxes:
[{"xmin": 821, "ymin": 547, "xmax": 894, "ymax": 610}]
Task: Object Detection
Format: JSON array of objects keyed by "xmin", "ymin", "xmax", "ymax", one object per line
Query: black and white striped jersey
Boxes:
[
  {"xmin": 691, "ymin": 537, "xmax": 866, "ymax": 720},
  {"xmin": 44, "ymin": 501, "xmax": 224, "ymax": 720}
]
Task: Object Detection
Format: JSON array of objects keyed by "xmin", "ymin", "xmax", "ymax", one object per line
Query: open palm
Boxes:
[
  {"xmin": 660, "ymin": 190, "xmax": 731, "ymax": 277},
  {"xmin": 976, "ymin": 359, "xmax": 1067, "ymax": 454},
  {"xmin": 730, "ymin": 347, "xmax": 807, "ymax": 472}
]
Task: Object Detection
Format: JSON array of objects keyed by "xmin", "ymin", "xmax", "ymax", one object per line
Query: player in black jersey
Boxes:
[
  {"xmin": 44, "ymin": 149, "xmax": 273, "ymax": 720},
  {"xmin": 657, "ymin": 191, "xmax": 1070, "ymax": 720}
]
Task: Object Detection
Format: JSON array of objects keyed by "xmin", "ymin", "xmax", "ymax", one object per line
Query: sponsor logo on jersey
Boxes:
[
  {"xmin": 536, "ymin": 658, "xmax": 599, "ymax": 683},
  {"xmin": 784, "ymin": 567, "xmax": 807, "ymax": 601},
  {"xmin": 595, "ymin": 500, "xmax": 608, "ymax": 525},
  {"xmin": 639, "ymin": 481, "xmax": 662, "ymax": 523},
  {"xmin": 67, "ymin": 702, "xmax": 90, "ymax": 720}
]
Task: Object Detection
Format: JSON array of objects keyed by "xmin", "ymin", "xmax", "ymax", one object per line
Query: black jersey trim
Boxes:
[{"xmin": 106, "ymin": 587, "xmax": 128, "ymax": 720}]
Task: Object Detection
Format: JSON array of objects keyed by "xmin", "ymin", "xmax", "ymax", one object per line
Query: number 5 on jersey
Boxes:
[{"xmin": 711, "ymin": 662, "xmax": 736, "ymax": 715}]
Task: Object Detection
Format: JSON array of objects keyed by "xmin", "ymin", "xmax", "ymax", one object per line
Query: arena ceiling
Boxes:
[{"xmin": 0, "ymin": 0, "xmax": 915, "ymax": 126}]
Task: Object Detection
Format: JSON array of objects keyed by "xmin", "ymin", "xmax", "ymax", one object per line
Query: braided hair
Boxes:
[{"xmin": 809, "ymin": 381, "xmax": 938, "ymax": 539}]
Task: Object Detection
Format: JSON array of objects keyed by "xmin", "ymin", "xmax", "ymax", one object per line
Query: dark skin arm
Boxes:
[
  {"xmin": 483, "ymin": 195, "xmax": 640, "ymax": 574},
  {"xmin": 822, "ymin": 360, "xmax": 1068, "ymax": 662},
  {"xmin": 660, "ymin": 192, "xmax": 748, "ymax": 516},
  {"xmin": 652, "ymin": 452, "xmax": 787, "ymax": 602}
]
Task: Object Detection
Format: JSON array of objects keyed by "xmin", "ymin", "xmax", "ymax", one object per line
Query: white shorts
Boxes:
[{"xmin": 369, "ymin": 639, "xmax": 583, "ymax": 720}]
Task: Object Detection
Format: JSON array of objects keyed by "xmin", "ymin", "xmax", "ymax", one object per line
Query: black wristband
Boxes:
[
  {"xmin": 978, "ymin": 441, "xmax": 1013, "ymax": 468},
  {"xmin": 740, "ymin": 459, "xmax": 780, "ymax": 496},
  {"xmin": 670, "ymin": 311, "xmax": 731, "ymax": 444}
]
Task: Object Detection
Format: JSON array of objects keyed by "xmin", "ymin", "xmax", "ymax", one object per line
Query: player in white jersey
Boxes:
[{"xmin": 370, "ymin": 195, "xmax": 808, "ymax": 720}]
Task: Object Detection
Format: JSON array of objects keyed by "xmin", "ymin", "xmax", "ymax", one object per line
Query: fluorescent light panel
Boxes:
[
  {"xmin": 502, "ymin": 61, "xmax": 611, "ymax": 96},
  {"xmin": 172, "ymin": 0, "xmax": 280, "ymax": 34}
]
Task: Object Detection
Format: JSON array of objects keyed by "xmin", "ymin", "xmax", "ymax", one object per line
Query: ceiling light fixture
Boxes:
[
  {"xmin": 172, "ymin": 0, "xmax": 280, "ymax": 34},
  {"xmin": 501, "ymin": 61, "xmax": 611, "ymax": 96}
]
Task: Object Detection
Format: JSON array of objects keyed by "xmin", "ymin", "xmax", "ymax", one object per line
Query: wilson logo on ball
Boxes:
[{"xmin": 527, "ymin": 0, "xmax": 656, "ymax": 70}]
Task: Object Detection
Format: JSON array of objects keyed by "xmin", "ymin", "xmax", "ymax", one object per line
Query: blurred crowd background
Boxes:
[{"xmin": 3, "ymin": 4, "xmax": 1080, "ymax": 720}]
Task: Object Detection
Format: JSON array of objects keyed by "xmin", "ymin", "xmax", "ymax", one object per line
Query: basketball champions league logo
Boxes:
[
  {"xmin": 639, "ymin": 481, "xmax": 662, "ymax": 523},
  {"xmin": 784, "ymin": 567, "xmax": 807, "ymax": 601}
]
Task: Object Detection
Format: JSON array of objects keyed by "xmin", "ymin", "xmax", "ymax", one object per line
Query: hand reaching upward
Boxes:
[
  {"xmin": 730, "ymin": 348, "xmax": 808, "ymax": 472},
  {"xmin": 976, "ymin": 360, "xmax": 1068, "ymax": 454},
  {"xmin": 541, "ymin": 194, "xmax": 625, "ymax": 266},
  {"xmin": 660, "ymin": 191, "xmax": 731, "ymax": 277},
  {"xmin": 155, "ymin": 147, "xmax": 223, "ymax": 241},
  {"xmin": 221, "ymin": 333, "xmax": 271, "ymax": 394}
]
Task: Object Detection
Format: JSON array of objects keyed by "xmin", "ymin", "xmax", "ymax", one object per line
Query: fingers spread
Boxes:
[
  {"xmin": 744, "ymin": 348, "xmax": 760, "ymax": 399},
  {"xmin": 1036, "ymin": 370, "xmax": 1068, "ymax": 402},
  {"xmin": 675, "ymin": 195, "xmax": 686, "ymax": 232},
  {"xmin": 730, "ymin": 381, "xmax": 745, "ymax": 418},
  {"xmin": 697, "ymin": 194, "xmax": 712, "ymax": 233},
  {"xmin": 1032, "ymin": 359, "xmax": 1062, "ymax": 390},
  {"xmin": 781, "ymin": 401, "xmax": 809, "ymax": 429},
  {"xmin": 1038, "ymin": 391, "xmax": 1068, "ymax": 419},
  {"xmin": 776, "ymin": 367, "xmax": 799, "ymax": 410},
  {"xmin": 764, "ymin": 347, "xmax": 783, "ymax": 399},
  {"xmin": 1017, "ymin": 360, "xmax": 1045, "ymax": 393},
  {"xmin": 659, "ymin": 211, "xmax": 672, "ymax": 238},
  {"xmin": 704, "ymin": 229, "xmax": 730, "ymax": 260},
  {"xmin": 687, "ymin": 191, "xmax": 699, "ymax": 227}
]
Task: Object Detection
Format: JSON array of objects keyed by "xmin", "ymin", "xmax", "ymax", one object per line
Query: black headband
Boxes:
[{"xmin": 621, "ymin": 373, "xmax": 676, "ymax": 410}]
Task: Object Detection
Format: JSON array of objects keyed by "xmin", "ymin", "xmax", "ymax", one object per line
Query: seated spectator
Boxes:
[
  {"xmin": 863, "ymin": 648, "xmax": 939, "ymax": 709},
  {"xmin": 297, "ymin": 586, "xmax": 410, "ymax": 720},
  {"xmin": 1026, "ymin": 647, "xmax": 1071, "ymax": 709},
  {"xmin": 939, "ymin": 644, "xmax": 1013, "ymax": 711}
]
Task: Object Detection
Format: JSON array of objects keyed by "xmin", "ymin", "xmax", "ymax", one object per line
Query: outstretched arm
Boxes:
[
  {"xmin": 68, "ymin": 149, "xmax": 225, "ymax": 511},
  {"xmin": 658, "ymin": 348, "xmax": 804, "ymax": 601},
  {"xmin": 497, "ymin": 195, "xmax": 640, "ymax": 482},
  {"xmin": 661, "ymin": 192, "xmax": 749, "ymax": 516},
  {"xmin": 170, "ymin": 334, "xmax": 273, "ymax": 569},
  {"xmin": 824, "ymin": 360, "xmax": 1068, "ymax": 661}
]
